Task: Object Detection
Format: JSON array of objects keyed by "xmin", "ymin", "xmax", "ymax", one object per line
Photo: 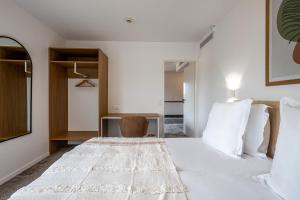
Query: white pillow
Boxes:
[
  {"xmin": 265, "ymin": 97, "xmax": 300, "ymax": 200},
  {"xmin": 244, "ymin": 104, "xmax": 270, "ymax": 158},
  {"xmin": 203, "ymin": 99, "xmax": 253, "ymax": 158}
]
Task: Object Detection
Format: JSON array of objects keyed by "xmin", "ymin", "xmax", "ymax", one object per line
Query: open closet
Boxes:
[{"xmin": 49, "ymin": 48, "xmax": 108, "ymax": 154}]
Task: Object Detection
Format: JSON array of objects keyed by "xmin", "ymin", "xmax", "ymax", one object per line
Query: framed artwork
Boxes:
[{"xmin": 266, "ymin": 0, "xmax": 300, "ymax": 86}]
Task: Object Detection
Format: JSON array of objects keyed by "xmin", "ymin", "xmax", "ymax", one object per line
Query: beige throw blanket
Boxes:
[{"xmin": 10, "ymin": 137, "xmax": 187, "ymax": 200}]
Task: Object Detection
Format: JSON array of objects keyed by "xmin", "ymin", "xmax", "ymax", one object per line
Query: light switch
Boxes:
[{"xmin": 112, "ymin": 105, "xmax": 120, "ymax": 112}]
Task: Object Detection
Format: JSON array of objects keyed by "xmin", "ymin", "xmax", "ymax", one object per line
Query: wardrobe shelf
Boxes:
[
  {"xmin": 0, "ymin": 46, "xmax": 30, "ymax": 60},
  {"xmin": 50, "ymin": 131, "xmax": 98, "ymax": 141},
  {"xmin": 0, "ymin": 59, "xmax": 32, "ymax": 68},
  {"xmin": 50, "ymin": 61, "xmax": 98, "ymax": 68},
  {"xmin": 0, "ymin": 59, "xmax": 30, "ymax": 62},
  {"xmin": 0, "ymin": 59, "xmax": 31, "ymax": 62},
  {"xmin": 49, "ymin": 48, "xmax": 99, "ymax": 62}
]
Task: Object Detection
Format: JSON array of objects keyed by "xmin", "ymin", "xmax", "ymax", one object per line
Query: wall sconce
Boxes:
[{"xmin": 226, "ymin": 73, "xmax": 242, "ymax": 102}]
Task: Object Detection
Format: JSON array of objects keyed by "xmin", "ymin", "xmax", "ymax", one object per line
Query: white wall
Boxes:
[
  {"xmin": 0, "ymin": 0, "xmax": 63, "ymax": 184},
  {"xmin": 68, "ymin": 79, "xmax": 99, "ymax": 131},
  {"xmin": 65, "ymin": 41, "xmax": 198, "ymax": 114},
  {"xmin": 64, "ymin": 41, "xmax": 197, "ymax": 137},
  {"xmin": 196, "ymin": 0, "xmax": 300, "ymax": 136}
]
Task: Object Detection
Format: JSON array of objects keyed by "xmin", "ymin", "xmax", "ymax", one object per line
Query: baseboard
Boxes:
[{"xmin": 0, "ymin": 152, "xmax": 49, "ymax": 185}]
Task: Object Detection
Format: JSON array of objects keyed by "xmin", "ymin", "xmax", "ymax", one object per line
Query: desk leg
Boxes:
[
  {"xmin": 157, "ymin": 118, "xmax": 160, "ymax": 138},
  {"xmin": 100, "ymin": 118, "xmax": 103, "ymax": 137}
]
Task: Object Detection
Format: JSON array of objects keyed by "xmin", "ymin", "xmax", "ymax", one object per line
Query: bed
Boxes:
[
  {"xmin": 9, "ymin": 101, "xmax": 281, "ymax": 200},
  {"xmin": 166, "ymin": 138, "xmax": 279, "ymax": 200}
]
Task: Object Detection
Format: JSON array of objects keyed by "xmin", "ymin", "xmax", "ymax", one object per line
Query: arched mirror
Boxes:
[{"xmin": 0, "ymin": 36, "xmax": 32, "ymax": 142}]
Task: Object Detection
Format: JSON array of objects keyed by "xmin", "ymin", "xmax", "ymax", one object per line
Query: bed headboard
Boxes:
[{"xmin": 254, "ymin": 100, "xmax": 280, "ymax": 158}]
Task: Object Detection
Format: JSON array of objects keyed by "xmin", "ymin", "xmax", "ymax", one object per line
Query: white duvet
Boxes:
[
  {"xmin": 9, "ymin": 138, "xmax": 281, "ymax": 200},
  {"xmin": 9, "ymin": 138, "xmax": 187, "ymax": 200},
  {"xmin": 166, "ymin": 138, "xmax": 280, "ymax": 200}
]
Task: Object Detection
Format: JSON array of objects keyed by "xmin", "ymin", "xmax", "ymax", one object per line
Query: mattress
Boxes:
[{"xmin": 165, "ymin": 138, "xmax": 280, "ymax": 200}]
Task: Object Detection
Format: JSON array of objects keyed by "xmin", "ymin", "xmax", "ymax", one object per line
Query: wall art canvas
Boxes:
[{"xmin": 266, "ymin": 0, "xmax": 300, "ymax": 86}]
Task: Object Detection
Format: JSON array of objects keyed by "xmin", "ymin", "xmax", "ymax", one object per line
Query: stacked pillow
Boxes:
[
  {"xmin": 203, "ymin": 97, "xmax": 300, "ymax": 199},
  {"xmin": 203, "ymin": 99, "xmax": 252, "ymax": 157},
  {"xmin": 243, "ymin": 104, "xmax": 270, "ymax": 158},
  {"xmin": 262, "ymin": 97, "xmax": 300, "ymax": 200},
  {"xmin": 203, "ymin": 99, "xmax": 270, "ymax": 158}
]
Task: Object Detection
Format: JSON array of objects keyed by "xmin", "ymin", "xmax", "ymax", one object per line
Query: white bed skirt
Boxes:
[{"xmin": 9, "ymin": 138, "xmax": 187, "ymax": 200}]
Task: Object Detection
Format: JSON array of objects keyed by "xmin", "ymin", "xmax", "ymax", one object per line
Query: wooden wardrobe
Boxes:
[
  {"xmin": 0, "ymin": 46, "xmax": 32, "ymax": 141},
  {"xmin": 49, "ymin": 48, "xmax": 108, "ymax": 154}
]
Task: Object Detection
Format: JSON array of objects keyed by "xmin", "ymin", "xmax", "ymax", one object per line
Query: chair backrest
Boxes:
[{"xmin": 119, "ymin": 116, "xmax": 149, "ymax": 137}]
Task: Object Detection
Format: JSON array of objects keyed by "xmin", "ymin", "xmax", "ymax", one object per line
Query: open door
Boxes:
[
  {"xmin": 183, "ymin": 62, "xmax": 195, "ymax": 137},
  {"xmin": 164, "ymin": 61, "xmax": 195, "ymax": 138}
]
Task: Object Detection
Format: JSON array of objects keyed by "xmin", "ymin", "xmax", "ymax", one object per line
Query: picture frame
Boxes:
[{"xmin": 266, "ymin": 0, "xmax": 300, "ymax": 86}]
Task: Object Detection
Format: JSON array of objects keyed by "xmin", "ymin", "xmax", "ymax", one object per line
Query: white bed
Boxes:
[
  {"xmin": 9, "ymin": 100, "xmax": 282, "ymax": 200},
  {"xmin": 164, "ymin": 100, "xmax": 281, "ymax": 200},
  {"xmin": 9, "ymin": 137, "xmax": 280, "ymax": 200},
  {"xmin": 166, "ymin": 138, "xmax": 280, "ymax": 200}
]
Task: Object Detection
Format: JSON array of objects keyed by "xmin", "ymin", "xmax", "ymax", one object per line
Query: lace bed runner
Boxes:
[{"xmin": 10, "ymin": 138, "xmax": 187, "ymax": 200}]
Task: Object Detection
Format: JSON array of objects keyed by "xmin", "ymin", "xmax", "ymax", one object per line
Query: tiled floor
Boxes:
[{"xmin": 164, "ymin": 116, "xmax": 186, "ymax": 138}]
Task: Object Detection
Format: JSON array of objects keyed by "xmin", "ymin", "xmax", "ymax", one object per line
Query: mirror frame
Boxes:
[{"xmin": 0, "ymin": 36, "xmax": 33, "ymax": 142}]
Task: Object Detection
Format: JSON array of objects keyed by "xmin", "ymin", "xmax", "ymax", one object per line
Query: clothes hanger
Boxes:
[
  {"xmin": 24, "ymin": 61, "xmax": 31, "ymax": 74},
  {"xmin": 75, "ymin": 79, "xmax": 96, "ymax": 87},
  {"xmin": 73, "ymin": 62, "xmax": 95, "ymax": 87},
  {"xmin": 73, "ymin": 62, "xmax": 88, "ymax": 78}
]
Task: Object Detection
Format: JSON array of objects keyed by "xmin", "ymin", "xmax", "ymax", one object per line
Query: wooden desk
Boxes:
[{"xmin": 100, "ymin": 113, "xmax": 160, "ymax": 137}]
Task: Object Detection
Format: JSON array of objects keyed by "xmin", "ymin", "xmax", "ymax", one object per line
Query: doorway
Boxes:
[{"xmin": 164, "ymin": 61, "xmax": 196, "ymax": 138}]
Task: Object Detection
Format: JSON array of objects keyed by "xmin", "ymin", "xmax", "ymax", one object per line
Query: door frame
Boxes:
[{"xmin": 162, "ymin": 59, "xmax": 197, "ymax": 137}]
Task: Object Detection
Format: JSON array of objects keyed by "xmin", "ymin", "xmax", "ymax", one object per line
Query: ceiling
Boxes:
[{"xmin": 14, "ymin": 0, "xmax": 237, "ymax": 42}]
